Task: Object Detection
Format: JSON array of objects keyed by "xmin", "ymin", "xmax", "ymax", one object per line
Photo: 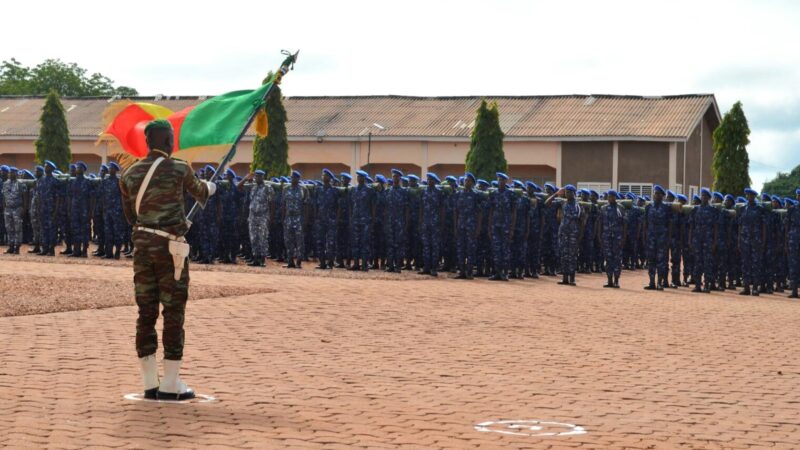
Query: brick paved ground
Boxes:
[{"xmin": 1, "ymin": 251, "xmax": 799, "ymax": 449}]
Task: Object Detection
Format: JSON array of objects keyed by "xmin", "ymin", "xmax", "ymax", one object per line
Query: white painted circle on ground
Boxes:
[
  {"xmin": 123, "ymin": 393, "xmax": 217, "ymax": 403},
  {"xmin": 475, "ymin": 420, "xmax": 586, "ymax": 437}
]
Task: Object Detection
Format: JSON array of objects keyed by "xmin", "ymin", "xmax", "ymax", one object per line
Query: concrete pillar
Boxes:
[
  {"xmin": 421, "ymin": 141, "xmax": 429, "ymax": 176},
  {"xmin": 612, "ymin": 141, "xmax": 619, "ymax": 190},
  {"xmin": 351, "ymin": 141, "xmax": 360, "ymax": 179},
  {"xmin": 668, "ymin": 142, "xmax": 677, "ymax": 191},
  {"xmin": 555, "ymin": 141, "xmax": 562, "ymax": 187}
]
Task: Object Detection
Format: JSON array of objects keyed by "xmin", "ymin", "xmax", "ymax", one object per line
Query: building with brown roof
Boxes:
[{"xmin": 0, "ymin": 94, "xmax": 720, "ymax": 197}]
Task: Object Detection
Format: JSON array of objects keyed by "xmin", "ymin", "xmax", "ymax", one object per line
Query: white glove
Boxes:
[{"xmin": 204, "ymin": 180, "xmax": 217, "ymax": 196}]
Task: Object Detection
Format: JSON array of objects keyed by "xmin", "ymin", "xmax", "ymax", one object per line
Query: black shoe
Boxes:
[
  {"xmin": 789, "ymin": 289, "xmax": 799, "ymax": 299},
  {"xmin": 348, "ymin": 265, "xmax": 361, "ymax": 271},
  {"xmin": 418, "ymin": 269, "xmax": 431, "ymax": 275},
  {"xmin": 144, "ymin": 387, "xmax": 158, "ymax": 400},
  {"xmin": 644, "ymin": 283, "xmax": 656, "ymax": 290},
  {"xmin": 692, "ymin": 285, "xmax": 702, "ymax": 293},
  {"xmin": 29, "ymin": 246, "xmax": 41, "ymax": 254},
  {"xmin": 488, "ymin": 274, "xmax": 503, "ymax": 281},
  {"xmin": 429, "ymin": 270, "xmax": 437, "ymax": 277},
  {"xmin": 156, "ymin": 388, "xmax": 196, "ymax": 401},
  {"xmin": 739, "ymin": 287, "xmax": 751, "ymax": 296},
  {"xmin": 454, "ymin": 271, "xmax": 467, "ymax": 279},
  {"xmin": 284, "ymin": 261, "xmax": 296, "ymax": 268},
  {"xmin": 557, "ymin": 274, "xmax": 569, "ymax": 285},
  {"xmin": 316, "ymin": 263, "xmax": 328, "ymax": 270}
]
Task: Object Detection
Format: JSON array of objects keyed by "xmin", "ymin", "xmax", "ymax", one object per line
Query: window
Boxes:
[
  {"xmin": 618, "ymin": 183, "xmax": 653, "ymax": 198},
  {"xmin": 577, "ymin": 181, "xmax": 611, "ymax": 193},
  {"xmin": 672, "ymin": 184, "xmax": 683, "ymax": 195}
]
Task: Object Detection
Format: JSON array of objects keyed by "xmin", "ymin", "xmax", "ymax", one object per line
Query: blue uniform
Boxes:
[
  {"xmin": 669, "ymin": 207, "xmax": 685, "ymax": 285},
  {"xmin": 558, "ymin": 200, "xmax": 582, "ymax": 275},
  {"xmin": 68, "ymin": 175, "xmax": 92, "ymax": 246},
  {"xmin": 350, "ymin": 184, "xmax": 375, "ymax": 264},
  {"xmin": 716, "ymin": 208, "xmax": 736, "ymax": 288},
  {"xmin": 384, "ymin": 186, "xmax": 408, "ymax": 270},
  {"xmin": 511, "ymin": 194, "xmax": 530, "ymax": 275},
  {"xmin": 541, "ymin": 200, "xmax": 560, "ymax": 273},
  {"xmin": 420, "ymin": 185, "xmax": 444, "ymax": 273},
  {"xmin": 101, "ymin": 174, "xmax": 125, "ymax": 248},
  {"xmin": 691, "ymin": 204, "xmax": 718, "ymax": 287},
  {"xmin": 489, "ymin": 188, "xmax": 515, "ymax": 275},
  {"xmin": 644, "ymin": 201, "xmax": 671, "ymax": 281},
  {"xmin": 283, "ymin": 184, "xmax": 307, "ymax": 261},
  {"xmin": 220, "ymin": 182, "xmax": 242, "ymax": 261},
  {"xmin": 455, "ymin": 188, "xmax": 481, "ymax": 274},
  {"xmin": 579, "ymin": 202, "xmax": 598, "ymax": 272},
  {"xmin": 786, "ymin": 203, "xmax": 800, "ymax": 288},
  {"xmin": 314, "ymin": 184, "xmax": 339, "ymax": 265},
  {"xmin": 738, "ymin": 202, "xmax": 765, "ymax": 288},
  {"xmin": 335, "ymin": 187, "xmax": 351, "ymax": 264},
  {"xmin": 526, "ymin": 197, "xmax": 542, "ymax": 275},
  {"xmin": 601, "ymin": 203, "xmax": 625, "ymax": 278}
]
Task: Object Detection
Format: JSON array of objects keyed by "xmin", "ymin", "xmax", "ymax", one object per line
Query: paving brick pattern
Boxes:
[{"xmin": 1, "ymin": 259, "xmax": 798, "ymax": 449}]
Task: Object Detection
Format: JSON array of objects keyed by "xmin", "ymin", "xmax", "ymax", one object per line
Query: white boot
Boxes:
[
  {"xmin": 138, "ymin": 354, "xmax": 160, "ymax": 399},
  {"xmin": 158, "ymin": 359, "xmax": 195, "ymax": 401}
]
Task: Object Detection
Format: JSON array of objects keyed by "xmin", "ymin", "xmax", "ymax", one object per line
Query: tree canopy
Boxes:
[
  {"xmin": 465, "ymin": 99, "xmax": 507, "ymax": 181},
  {"xmin": 0, "ymin": 58, "xmax": 137, "ymax": 96},
  {"xmin": 762, "ymin": 164, "xmax": 800, "ymax": 198},
  {"xmin": 711, "ymin": 101, "xmax": 751, "ymax": 194}
]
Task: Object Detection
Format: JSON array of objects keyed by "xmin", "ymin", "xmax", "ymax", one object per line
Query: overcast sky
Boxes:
[{"xmin": 3, "ymin": 0, "xmax": 798, "ymax": 189}]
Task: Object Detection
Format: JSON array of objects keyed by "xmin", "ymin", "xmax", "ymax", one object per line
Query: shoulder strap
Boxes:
[{"xmin": 135, "ymin": 157, "xmax": 165, "ymax": 216}]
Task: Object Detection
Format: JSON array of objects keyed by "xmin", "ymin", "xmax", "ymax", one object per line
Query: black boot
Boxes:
[
  {"xmin": 739, "ymin": 284, "xmax": 751, "ymax": 296},
  {"xmin": 656, "ymin": 275, "xmax": 664, "ymax": 291},
  {"xmin": 644, "ymin": 274, "xmax": 656, "ymax": 290},
  {"xmin": 488, "ymin": 271, "xmax": 503, "ymax": 281},
  {"xmin": 568, "ymin": 272, "xmax": 576, "ymax": 286},
  {"xmin": 692, "ymin": 282, "xmax": 702, "ymax": 293},
  {"xmin": 613, "ymin": 273, "xmax": 620, "ymax": 288},
  {"xmin": 557, "ymin": 273, "xmax": 569, "ymax": 285},
  {"xmin": 703, "ymin": 282, "xmax": 711, "ymax": 293},
  {"xmin": 604, "ymin": 274, "xmax": 614, "ymax": 288},
  {"xmin": 29, "ymin": 245, "xmax": 41, "ymax": 254},
  {"xmin": 789, "ymin": 283, "xmax": 798, "ymax": 299}
]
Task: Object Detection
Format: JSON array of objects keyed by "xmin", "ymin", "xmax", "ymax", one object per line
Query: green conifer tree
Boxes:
[
  {"xmin": 465, "ymin": 100, "xmax": 507, "ymax": 181},
  {"xmin": 712, "ymin": 101, "xmax": 751, "ymax": 193},
  {"xmin": 34, "ymin": 90, "xmax": 71, "ymax": 169}
]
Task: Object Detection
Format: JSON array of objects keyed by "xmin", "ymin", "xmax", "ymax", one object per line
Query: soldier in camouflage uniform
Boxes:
[
  {"xmin": 238, "ymin": 169, "xmax": 273, "ymax": 267},
  {"xmin": 419, "ymin": 172, "xmax": 444, "ymax": 276},
  {"xmin": 600, "ymin": 190, "xmax": 625, "ymax": 288},
  {"xmin": 549, "ymin": 185, "xmax": 583, "ymax": 286},
  {"xmin": 475, "ymin": 179, "xmax": 492, "ymax": 276},
  {"xmin": 37, "ymin": 161, "xmax": 60, "ymax": 256},
  {"xmin": 220, "ymin": 168, "xmax": 242, "ymax": 264},
  {"xmin": 67, "ymin": 162, "xmax": 92, "ymax": 257},
  {"xmin": 578, "ymin": 189, "xmax": 598, "ymax": 274},
  {"xmin": 454, "ymin": 173, "xmax": 482, "ymax": 279},
  {"xmin": 92, "ymin": 164, "xmax": 108, "ymax": 256},
  {"xmin": 2, "ymin": 168, "xmax": 26, "ymax": 254},
  {"xmin": 786, "ymin": 188, "xmax": 800, "ymax": 298},
  {"xmin": 58, "ymin": 164, "xmax": 75, "ymax": 255},
  {"xmin": 509, "ymin": 180, "xmax": 530, "ymax": 279},
  {"xmin": 643, "ymin": 185, "xmax": 672, "ymax": 290},
  {"xmin": 0, "ymin": 166, "xmax": 7, "ymax": 246},
  {"xmin": 101, "ymin": 162, "xmax": 125, "ymax": 259},
  {"xmin": 541, "ymin": 183, "xmax": 560, "ymax": 276},
  {"xmin": 282, "ymin": 170, "xmax": 307, "ymax": 268},
  {"xmin": 690, "ymin": 188, "xmax": 718, "ymax": 293},
  {"xmin": 28, "ymin": 166, "xmax": 44, "ymax": 254},
  {"xmin": 405, "ymin": 174, "xmax": 422, "ymax": 270},
  {"xmin": 488, "ymin": 172, "xmax": 516, "ymax": 281},
  {"xmin": 197, "ymin": 166, "xmax": 221, "ymax": 264},
  {"xmin": 120, "ymin": 119, "xmax": 215, "ymax": 401},
  {"xmin": 716, "ymin": 194, "xmax": 737, "ymax": 290},
  {"xmin": 348, "ymin": 170, "xmax": 375, "ymax": 271},
  {"xmin": 441, "ymin": 176, "xmax": 459, "ymax": 273},
  {"xmin": 335, "ymin": 173, "xmax": 352, "ymax": 268},
  {"xmin": 384, "ymin": 169, "xmax": 409, "ymax": 273},
  {"xmin": 314, "ymin": 169, "xmax": 339, "ymax": 269},
  {"xmin": 525, "ymin": 181, "xmax": 542, "ymax": 278},
  {"xmin": 371, "ymin": 175, "xmax": 388, "ymax": 270},
  {"xmin": 738, "ymin": 188, "xmax": 766, "ymax": 296}
]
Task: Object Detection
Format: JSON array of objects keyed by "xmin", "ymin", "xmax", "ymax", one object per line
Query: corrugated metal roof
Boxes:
[{"xmin": 0, "ymin": 94, "xmax": 718, "ymax": 140}]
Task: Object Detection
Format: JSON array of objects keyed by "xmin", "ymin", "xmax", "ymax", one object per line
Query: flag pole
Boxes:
[{"xmin": 185, "ymin": 49, "xmax": 299, "ymax": 223}]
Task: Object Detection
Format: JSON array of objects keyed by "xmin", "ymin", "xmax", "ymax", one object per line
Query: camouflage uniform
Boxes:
[
  {"xmin": 691, "ymin": 204, "xmax": 718, "ymax": 288},
  {"xmin": 91, "ymin": 180, "xmax": 104, "ymax": 245},
  {"xmin": 738, "ymin": 201, "xmax": 765, "ymax": 290},
  {"xmin": 199, "ymin": 181, "xmax": 221, "ymax": 261},
  {"xmin": 558, "ymin": 200, "xmax": 582, "ymax": 275},
  {"xmin": 716, "ymin": 208, "xmax": 736, "ymax": 288},
  {"xmin": 669, "ymin": 207, "xmax": 684, "ymax": 285},
  {"xmin": 579, "ymin": 202, "xmax": 599, "ymax": 272},
  {"xmin": 601, "ymin": 202, "xmax": 625, "ymax": 278},
  {"xmin": 37, "ymin": 174, "xmax": 60, "ymax": 250},
  {"xmin": 220, "ymin": 183, "xmax": 242, "ymax": 261},
  {"xmin": 623, "ymin": 206, "xmax": 642, "ymax": 269},
  {"xmin": 406, "ymin": 188, "xmax": 422, "ymax": 268},
  {"xmin": 489, "ymin": 188, "xmax": 515, "ymax": 275},
  {"xmin": 2, "ymin": 179, "xmax": 27, "ymax": 246},
  {"xmin": 283, "ymin": 184, "xmax": 307, "ymax": 261},
  {"xmin": 644, "ymin": 201, "xmax": 671, "ymax": 281},
  {"xmin": 314, "ymin": 184, "xmax": 339, "ymax": 265},
  {"xmin": 68, "ymin": 175, "xmax": 92, "ymax": 247},
  {"xmin": 371, "ymin": 186, "xmax": 387, "ymax": 267},
  {"xmin": 420, "ymin": 185, "xmax": 444, "ymax": 273},
  {"xmin": 30, "ymin": 177, "xmax": 41, "ymax": 247},
  {"xmin": 102, "ymin": 174, "xmax": 125, "ymax": 249},
  {"xmin": 511, "ymin": 193, "xmax": 530, "ymax": 276},
  {"xmin": 120, "ymin": 152, "xmax": 212, "ymax": 360},
  {"xmin": 541, "ymin": 201, "xmax": 560, "ymax": 274},
  {"xmin": 350, "ymin": 184, "xmax": 375, "ymax": 264},
  {"xmin": 247, "ymin": 182, "xmax": 274, "ymax": 258},
  {"xmin": 526, "ymin": 197, "xmax": 542, "ymax": 275},
  {"xmin": 455, "ymin": 187, "xmax": 481, "ymax": 274},
  {"xmin": 335, "ymin": 187, "xmax": 351, "ymax": 265},
  {"xmin": 786, "ymin": 202, "xmax": 800, "ymax": 290},
  {"xmin": 384, "ymin": 185, "xmax": 408, "ymax": 271}
]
